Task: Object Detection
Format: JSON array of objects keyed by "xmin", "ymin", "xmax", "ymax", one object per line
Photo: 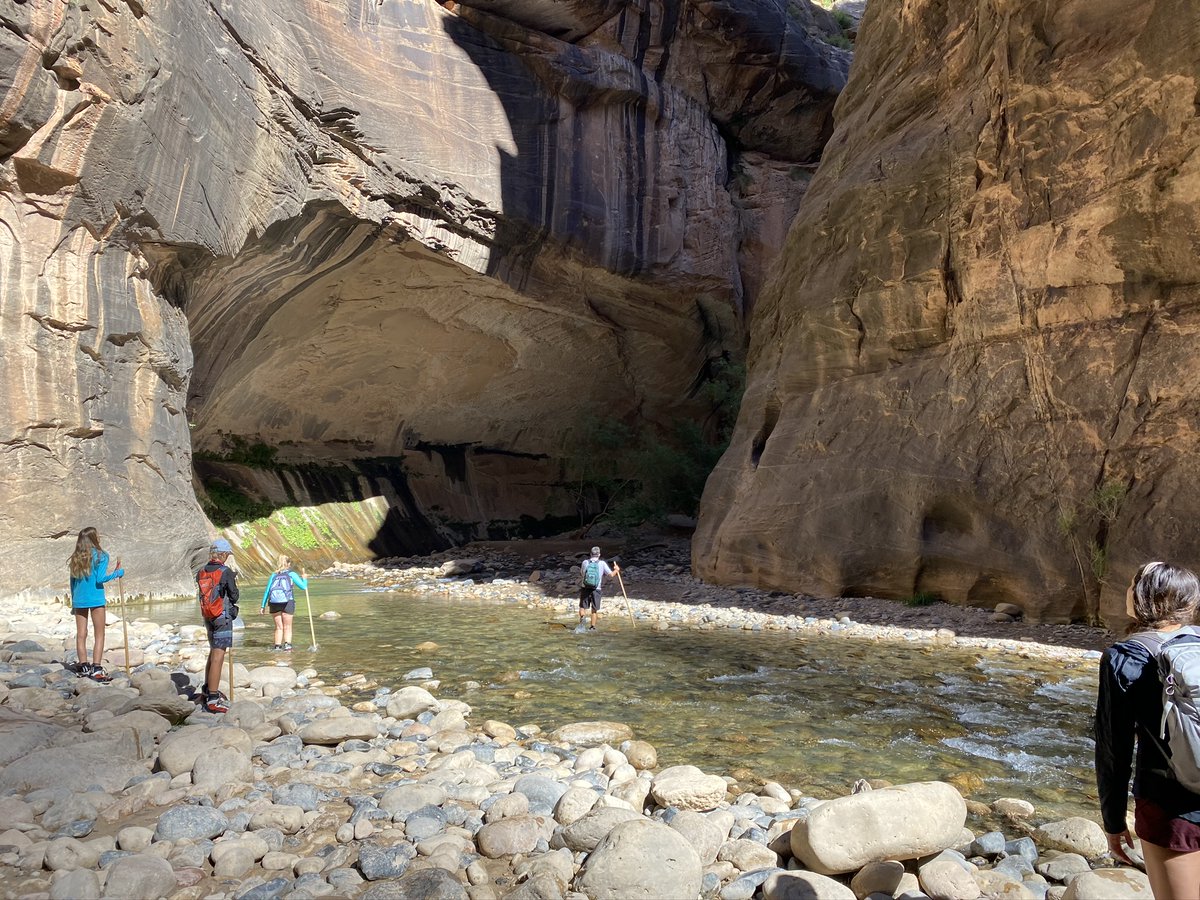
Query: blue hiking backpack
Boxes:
[
  {"xmin": 583, "ymin": 560, "xmax": 602, "ymax": 589},
  {"xmin": 269, "ymin": 572, "xmax": 294, "ymax": 605}
]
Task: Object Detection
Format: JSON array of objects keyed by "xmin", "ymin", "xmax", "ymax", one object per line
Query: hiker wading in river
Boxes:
[
  {"xmin": 260, "ymin": 555, "xmax": 308, "ymax": 651},
  {"xmin": 1095, "ymin": 561, "xmax": 1200, "ymax": 900},
  {"xmin": 578, "ymin": 546, "xmax": 619, "ymax": 632}
]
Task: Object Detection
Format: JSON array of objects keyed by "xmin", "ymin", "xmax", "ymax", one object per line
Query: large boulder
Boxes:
[
  {"xmin": 297, "ymin": 716, "xmax": 380, "ymax": 745},
  {"xmin": 1062, "ymin": 868, "xmax": 1152, "ymax": 899},
  {"xmin": 575, "ymin": 818, "xmax": 702, "ymax": 899},
  {"xmin": 385, "ymin": 687, "xmax": 440, "ymax": 720},
  {"xmin": 790, "ymin": 781, "xmax": 967, "ymax": 875},
  {"xmin": 560, "ymin": 807, "xmax": 641, "ymax": 852},
  {"xmin": 157, "ymin": 725, "xmax": 254, "ymax": 776}
]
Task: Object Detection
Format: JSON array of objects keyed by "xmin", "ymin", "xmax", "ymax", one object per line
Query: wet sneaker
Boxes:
[
  {"xmin": 271, "ymin": 644, "xmax": 281, "ymax": 651},
  {"xmin": 281, "ymin": 643, "xmax": 293, "ymax": 651},
  {"xmin": 204, "ymin": 693, "xmax": 230, "ymax": 714},
  {"xmin": 88, "ymin": 667, "xmax": 113, "ymax": 683},
  {"xmin": 589, "ymin": 626, "xmax": 597, "ymax": 631}
]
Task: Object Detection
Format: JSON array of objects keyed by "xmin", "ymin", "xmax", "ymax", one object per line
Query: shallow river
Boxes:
[{"xmin": 142, "ymin": 578, "xmax": 1102, "ymax": 822}]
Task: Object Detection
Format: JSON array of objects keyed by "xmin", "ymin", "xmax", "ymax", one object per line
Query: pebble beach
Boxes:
[{"xmin": 0, "ymin": 539, "xmax": 1152, "ymax": 900}]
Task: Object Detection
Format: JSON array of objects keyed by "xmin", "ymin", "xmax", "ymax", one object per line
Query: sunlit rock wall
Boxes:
[
  {"xmin": 0, "ymin": 0, "xmax": 847, "ymax": 598},
  {"xmin": 695, "ymin": 0, "xmax": 1200, "ymax": 626}
]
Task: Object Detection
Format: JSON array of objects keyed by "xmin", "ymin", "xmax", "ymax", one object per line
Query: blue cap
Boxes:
[{"xmin": 210, "ymin": 538, "xmax": 233, "ymax": 554}]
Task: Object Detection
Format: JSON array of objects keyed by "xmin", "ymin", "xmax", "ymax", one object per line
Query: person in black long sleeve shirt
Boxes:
[{"xmin": 1095, "ymin": 561, "xmax": 1200, "ymax": 899}]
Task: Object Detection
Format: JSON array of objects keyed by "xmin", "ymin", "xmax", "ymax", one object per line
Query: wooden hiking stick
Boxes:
[
  {"xmin": 303, "ymin": 572, "xmax": 319, "ymax": 651},
  {"xmin": 117, "ymin": 576, "xmax": 131, "ymax": 676},
  {"xmin": 227, "ymin": 645, "xmax": 235, "ymax": 704},
  {"xmin": 615, "ymin": 570, "xmax": 636, "ymax": 627}
]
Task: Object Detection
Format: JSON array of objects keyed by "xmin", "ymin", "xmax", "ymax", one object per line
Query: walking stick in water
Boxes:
[
  {"xmin": 303, "ymin": 572, "xmax": 319, "ymax": 651},
  {"xmin": 615, "ymin": 569, "xmax": 636, "ymax": 627},
  {"xmin": 227, "ymin": 645, "xmax": 235, "ymax": 704},
  {"xmin": 117, "ymin": 576, "xmax": 131, "ymax": 676}
]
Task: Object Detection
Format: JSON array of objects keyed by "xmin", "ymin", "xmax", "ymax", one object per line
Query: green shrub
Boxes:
[
  {"xmin": 200, "ymin": 482, "xmax": 273, "ymax": 527},
  {"xmin": 903, "ymin": 592, "xmax": 938, "ymax": 607}
]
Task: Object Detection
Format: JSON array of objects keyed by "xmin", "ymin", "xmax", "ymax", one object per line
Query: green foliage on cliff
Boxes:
[
  {"xmin": 571, "ymin": 358, "xmax": 745, "ymax": 527},
  {"xmin": 200, "ymin": 482, "xmax": 274, "ymax": 527},
  {"xmin": 195, "ymin": 435, "xmax": 278, "ymax": 468},
  {"xmin": 275, "ymin": 507, "xmax": 321, "ymax": 550}
]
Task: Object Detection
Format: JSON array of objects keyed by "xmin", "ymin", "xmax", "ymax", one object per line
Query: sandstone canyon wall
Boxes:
[
  {"xmin": 695, "ymin": 0, "xmax": 1200, "ymax": 625},
  {"xmin": 0, "ymin": 0, "xmax": 847, "ymax": 595}
]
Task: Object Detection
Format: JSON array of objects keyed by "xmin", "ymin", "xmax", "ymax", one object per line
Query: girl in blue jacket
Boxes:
[
  {"xmin": 68, "ymin": 526, "xmax": 124, "ymax": 682},
  {"xmin": 260, "ymin": 555, "xmax": 307, "ymax": 651}
]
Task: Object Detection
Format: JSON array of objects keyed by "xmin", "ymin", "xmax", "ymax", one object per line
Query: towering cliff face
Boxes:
[
  {"xmin": 695, "ymin": 0, "xmax": 1200, "ymax": 625},
  {"xmin": 0, "ymin": 0, "xmax": 847, "ymax": 597}
]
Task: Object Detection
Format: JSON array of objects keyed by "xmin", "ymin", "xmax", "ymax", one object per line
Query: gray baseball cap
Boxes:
[{"xmin": 590, "ymin": 546, "xmax": 601, "ymax": 558}]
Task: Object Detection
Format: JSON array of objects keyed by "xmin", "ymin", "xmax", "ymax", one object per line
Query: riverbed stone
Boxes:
[
  {"xmin": 1036, "ymin": 852, "xmax": 1090, "ymax": 883},
  {"xmin": 764, "ymin": 870, "xmax": 856, "ymax": 900},
  {"xmin": 381, "ymin": 784, "xmax": 447, "ymax": 818},
  {"xmin": 50, "ymin": 868, "xmax": 101, "ymax": 900},
  {"xmin": 484, "ymin": 791, "xmax": 529, "ymax": 823},
  {"xmin": 850, "ymin": 860, "xmax": 906, "ymax": 898},
  {"xmin": 362, "ymin": 867, "xmax": 470, "ymax": 900},
  {"xmin": 920, "ymin": 858, "xmax": 981, "ymax": 900},
  {"xmin": 0, "ymin": 734, "xmax": 143, "ymax": 793},
  {"xmin": 553, "ymin": 786, "xmax": 598, "ymax": 826},
  {"xmin": 44, "ymin": 836, "xmax": 101, "ymax": 871},
  {"xmin": 576, "ymin": 818, "xmax": 702, "ymax": 899},
  {"xmin": 669, "ymin": 810, "xmax": 726, "ymax": 865},
  {"xmin": 650, "ymin": 765, "xmax": 728, "ymax": 811},
  {"xmin": 550, "ymin": 721, "xmax": 634, "ymax": 747},
  {"xmin": 249, "ymin": 805, "xmax": 306, "ymax": 834},
  {"xmin": 101, "ymin": 854, "xmax": 176, "ymax": 899},
  {"xmin": 117, "ymin": 826, "xmax": 155, "ymax": 852},
  {"xmin": 299, "ymin": 716, "xmax": 380, "ymax": 745},
  {"xmin": 562, "ymin": 806, "xmax": 641, "ymax": 852},
  {"xmin": 272, "ymin": 782, "xmax": 321, "ymax": 812},
  {"xmin": 718, "ymin": 837, "xmax": 779, "ymax": 872},
  {"xmin": 1062, "ymin": 868, "xmax": 1152, "ymax": 899},
  {"xmin": 192, "ymin": 745, "xmax": 253, "ymax": 790},
  {"xmin": 476, "ymin": 815, "xmax": 545, "ymax": 858},
  {"xmin": 513, "ymin": 774, "xmax": 568, "ymax": 815},
  {"xmin": 620, "ymin": 740, "xmax": 658, "ymax": 770},
  {"xmin": 248, "ymin": 666, "xmax": 297, "ymax": 690},
  {"xmin": 1032, "ymin": 818, "xmax": 1107, "ymax": 859},
  {"xmin": 158, "ymin": 726, "xmax": 254, "ymax": 776},
  {"xmin": 790, "ymin": 781, "xmax": 967, "ymax": 875},
  {"xmin": 358, "ymin": 841, "xmax": 417, "ymax": 880},
  {"xmin": 156, "ymin": 805, "xmax": 231, "ymax": 841}
]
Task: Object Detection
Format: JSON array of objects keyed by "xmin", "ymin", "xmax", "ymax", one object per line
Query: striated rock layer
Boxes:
[
  {"xmin": 695, "ymin": 0, "xmax": 1200, "ymax": 626},
  {"xmin": 0, "ymin": 0, "xmax": 847, "ymax": 598}
]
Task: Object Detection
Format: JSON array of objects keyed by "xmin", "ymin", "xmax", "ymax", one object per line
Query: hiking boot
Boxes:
[
  {"xmin": 204, "ymin": 693, "xmax": 230, "ymax": 714},
  {"xmin": 88, "ymin": 666, "xmax": 113, "ymax": 684},
  {"xmin": 76, "ymin": 662, "xmax": 93, "ymax": 677},
  {"xmin": 281, "ymin": 642, "xmax": 292, "ymax": 651},
  {"xmin": 270, "ymin": 644, "xmax": 281, "ymax": 651}
]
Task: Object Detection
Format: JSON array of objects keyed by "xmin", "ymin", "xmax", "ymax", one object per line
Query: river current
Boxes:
[{"xmin": 141, "ymin": 577, "xmax": 1102, "ymax": 822}]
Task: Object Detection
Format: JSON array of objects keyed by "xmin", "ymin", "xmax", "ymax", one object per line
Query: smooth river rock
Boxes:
[
  {"xmin": 790, "ymin": 781, "xmax": 967, "ymax": 875},
  {"xmin": 575, "ymin": 818, "xmax": 702, "ymax": 899}
]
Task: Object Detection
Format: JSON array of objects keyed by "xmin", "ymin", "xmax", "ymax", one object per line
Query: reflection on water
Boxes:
[{"xmin": 141, "ymin": 578, "xmax": 1101, "ymax": 820}]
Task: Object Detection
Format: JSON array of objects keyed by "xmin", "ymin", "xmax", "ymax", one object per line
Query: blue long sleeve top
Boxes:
[
  {"xmin": 260, "ymin": 570, "xmax": 308, "ymax": 609},
  {"xmin": 70, "ymin": 549, "xmax": 124, "ymax": 609}
]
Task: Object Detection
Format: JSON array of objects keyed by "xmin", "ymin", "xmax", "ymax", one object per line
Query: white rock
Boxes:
[
  {"xmin": 1033, "ymin": 818, "xmax": 1108, "ymax": 859},
  {"xmin": 919, "ymin": 858, "xmax": 981, "ymax": 900},
  {"xmin": 385, "ymin": 686, "xmax": 440, "ymax": 720},
  {"xmin": 764, "ymin": 870, "xmax": 856, "ymax": 900},
  {"xmin": 1062, "ymin": 868, "xmax": 1152, "ymax": 899},
  {"xmin": 576, "ymin": 818, "xmax": 702, "ymax": 900},
  {"xmin": 650, "ymin": 765, "xmax": 728, "ymax": 812},
  {"xmin": 790, "ymin": 781, "xmax": 967, "ymax": 875}
]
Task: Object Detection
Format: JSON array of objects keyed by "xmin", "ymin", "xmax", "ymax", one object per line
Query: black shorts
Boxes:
[
  {"xmin": 205, "ymin": 613, "xmax": 235, "ymax": 649},
  {"xmin": 268, "ymin": 599, "xmax": 296, "ymax": 615},
  {"xmin": 579, "ymin": 588, "xmax": 602, "ymax": 612}
]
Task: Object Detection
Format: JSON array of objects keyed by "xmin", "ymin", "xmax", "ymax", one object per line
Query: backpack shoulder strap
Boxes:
[{"xmin": 1127, "ymin": 631, "xmax": 1172, "ymax": 654}]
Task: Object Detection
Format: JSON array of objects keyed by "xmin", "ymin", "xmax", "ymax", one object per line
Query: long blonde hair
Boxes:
[
  {"xmin": 275, "ymin": 555, "xmax": 292, "ymax": 574},
  {"xmin": 68, "ymin": 527, "xmax": 101, "ymax": 579}
]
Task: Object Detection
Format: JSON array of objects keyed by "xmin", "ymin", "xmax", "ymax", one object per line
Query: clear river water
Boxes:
[{"xmin": 141, "ymin": 577, "xmax": 1103, "ymax": 823}]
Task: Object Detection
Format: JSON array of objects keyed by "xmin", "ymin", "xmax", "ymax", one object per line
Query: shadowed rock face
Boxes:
[
  {"xmin": 694, "ymin": 0, "xmax": 1200, "ymax": 626},
  {"xmin": 0, "ymin": 0, "xmax": 846, "ymax": 597}
]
